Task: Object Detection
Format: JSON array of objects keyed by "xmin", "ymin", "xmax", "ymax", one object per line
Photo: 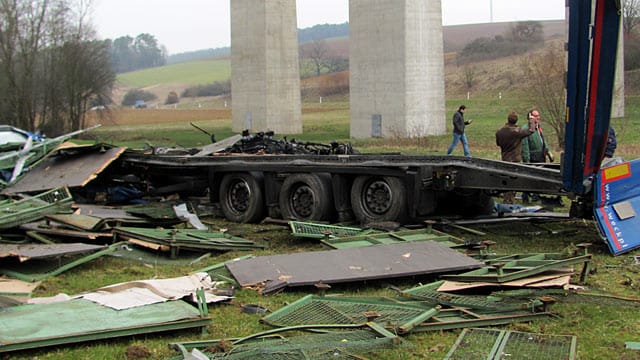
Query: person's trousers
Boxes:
[{"xmin": 446, "ymin": 133, "xmax": 471, "ymax": 157}]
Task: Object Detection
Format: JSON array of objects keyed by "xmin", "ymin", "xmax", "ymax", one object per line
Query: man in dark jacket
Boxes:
[
  {"xmin": 446, "ymin": 105, "xmax": 472, "ymax": 157},
  {"xmin": 496, "ymin": 111, "xmax": 534, "ymax": 203}
]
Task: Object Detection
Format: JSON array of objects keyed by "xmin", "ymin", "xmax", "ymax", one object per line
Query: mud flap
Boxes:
[{"xmin": 593, "ymin": 159, "xmax": 640, "ymax": 255}]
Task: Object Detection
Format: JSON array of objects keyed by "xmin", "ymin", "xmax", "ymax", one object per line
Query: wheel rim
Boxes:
[
  {"xmin": 363, "ymin": 180, "xmax": 393, "ymax": 215},
  {"xmin": 227, "ymin": 179, "xmax": 251, "ymax": 213},
  {"xmin": 290, "ymin": 184, "xmax": 315, "ymax": 218}
]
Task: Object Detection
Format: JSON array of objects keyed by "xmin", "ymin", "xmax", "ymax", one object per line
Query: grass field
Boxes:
[
  {"xmin": 117, "ymin": 59, "xmax": 231, "ymax": 88},
  {"xmin": 12, "ymin": 95, "xmax": 640, "ymax": 360}
]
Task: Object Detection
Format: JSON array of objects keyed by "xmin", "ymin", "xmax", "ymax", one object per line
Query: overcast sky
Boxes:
[{"xmin": 92, "ymin": 0, "xmax": 566, "ymax": 55}]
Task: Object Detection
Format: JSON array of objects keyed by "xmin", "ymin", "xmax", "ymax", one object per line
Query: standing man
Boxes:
[
  {"xmin": 496, "ymin": 111, "xmax": 534, "ymax": 203},
  {"xmin": 446, "ymin": 105, "xmax": 473, "ymax": 157},
  {"xmin": 496, "ymin": 111, "xmax": 534, "ymax": 162},
  {"xmin": 521, "ymin": 109, "xmax": 553, "ymax": 163}
]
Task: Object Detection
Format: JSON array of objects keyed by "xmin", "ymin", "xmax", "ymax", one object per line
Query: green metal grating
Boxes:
[
  {"xmin": 445, "ymin": 328, "xmax": 577, "ymax": 360},
  {"xmin": 289, "ymin": 221, "xmax": 367, "ymax": 239},
  {"xmin": 401, "ymin": 280, "xmax": 543, "ymax": 311},
  {"xmin": 261, "ymin": 295, "xmax": 438, "ymax": 333},
  {"xmin": 444, "ymin": 328, "xmax": 504, "ymax": 359},
  {"xmin": 170, "ymin": 323, "xmax": 402, "ymax": 360}
]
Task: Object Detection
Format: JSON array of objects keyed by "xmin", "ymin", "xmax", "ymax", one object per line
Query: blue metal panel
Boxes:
[
  {"xmin": 563, "ymin": 0, "xmax": 621, "ymax": 194},
  {"xmin": 593, "ymin": 159, "xmax": 640, "ymax": 255},
  {"xmin": 563, "ymin": 0, "xmax": 592, "ymax": 194}
]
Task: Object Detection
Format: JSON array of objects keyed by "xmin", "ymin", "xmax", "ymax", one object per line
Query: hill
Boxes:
[
  {"xmin": 443, "ymin": 20, "xmax": 565, "ymax": 51},
  {"xmin": 116, "ymin": 20, "xmax": 568, "ymax": 107}
]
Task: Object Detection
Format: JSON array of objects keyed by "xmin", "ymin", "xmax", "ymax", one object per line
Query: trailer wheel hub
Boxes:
[
  {"xmin": 291, "ymin": 185, "xmax": 314, "ymax": 217},
  {"xmin": 364, "ymin": 180, "xmax": 393, "ymax": 214},
  {"xmin": 229, "ymin": 180, "xmax": 251, "ymax": 212}
]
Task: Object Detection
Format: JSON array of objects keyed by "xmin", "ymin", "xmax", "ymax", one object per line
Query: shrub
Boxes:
[
  {"xmin": 181, "ymin": 80, "xmax": 231, "ymax": 98},
  {"xmin": 165, "ymin": 91, "xmax": 179, "ymax": 105},
  {"xmin": 122, "ymin": 89, "xmax": 157, "ymax": 106}
]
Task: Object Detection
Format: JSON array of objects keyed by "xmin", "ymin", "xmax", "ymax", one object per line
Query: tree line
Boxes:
[{"xmin": 107, "ymin": 33, "xmax": 166, "ymax": 73}]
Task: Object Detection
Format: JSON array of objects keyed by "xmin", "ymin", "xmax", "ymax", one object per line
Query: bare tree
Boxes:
[
  {"xmin": 520, "ymin": 44, "xmax": 567, "ymax": 148},
  {"xmin": 0, "ymin": 0, "xmax": 114, "ymax": 133},
  {"xmin": 462, "ymin": 65, "xmax": 477, "ymax": 90},
  {"xmin": 305, "ymin": 39, "xmax": 329, "ymax": 76},
  {"xmin": 0, "ymin": 0, "xmax": 50, "ymax": 130},
  {"xmin": 623, "ymin": 0, "xmax": 640, "ymax": 36}
]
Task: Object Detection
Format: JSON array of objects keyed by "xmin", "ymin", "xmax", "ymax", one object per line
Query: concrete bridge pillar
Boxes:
[
  {"xmin": 349, "ymin": 0, "xmax": 446, "ymax": 138},
  {"xmin": 230, "ymin": 0, "xmax": 302, "ymax": 134}
]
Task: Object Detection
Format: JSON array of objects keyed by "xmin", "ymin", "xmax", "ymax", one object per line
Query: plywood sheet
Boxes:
[
  {"xmin": 7, "ymin": 146, "xmax": 126, "ymax": 193},
  {"xmin": 226, "ymin": 241, "xmax": 482, "ymax": 294}
]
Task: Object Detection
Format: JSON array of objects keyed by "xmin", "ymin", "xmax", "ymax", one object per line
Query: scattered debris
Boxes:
[
  {"xmin": 173, "ymin": 203, "xmax": 207, "ymax": 230},
  {"xmin": 0, "ymin": 125, "xmax": 100, "ymax": 189},
  {"xmin": 78, "ymin": 272, "xmax": 231, "ymax": 310},
  {"xmin": 400, "ymin": 280, "xmax": 545, "ymax": 311},
  {"xmin": 0, "ymin": 243, "xmax": 106, "ymax": 262},
  {"xmin": 218, "ymin": 130, "xmax": 359, "ymax": 155},
  {"xmin": 441, "ymin": 251, "xmax": 593, "ymax": 284},
  {"xmin": 113, "ymin": 226, "xmax": 266, "ymax": 257},
  {"xmin": 0, "ymin": 243, "xmax": 119, "ymax": 282}
]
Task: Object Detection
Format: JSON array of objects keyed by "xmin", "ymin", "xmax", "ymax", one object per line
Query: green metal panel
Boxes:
[
  {"xmin": 413, "ymin": 307, "xmax": 553, "ymax": 332},
  {"xmin": 113, "ymin": 226, "xmax": 266, "ymax": 253},
  {"xmin": 0, "ymin": 187, "xmax": 73, "ymax": 229},
  {"xmin": 401, "ymin": 280, "xmax": 543, "ymax": 311},
  {"xmin": 321, "ymin": 228, "xmax": 464, "ymax": 249},
  {"xmin": 289, "ymin": 221, "xmax": 367, "ymax": 239},
  {"xmin": 0, "ymin": 298, "xmax": 209, "ymax": 352},
  {"xmin": 441, "ymin": 253, "xmax": 592, "ymax": 283}
]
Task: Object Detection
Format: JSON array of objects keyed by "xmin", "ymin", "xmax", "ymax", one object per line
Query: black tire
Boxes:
[
  {"xmin": 351, "ymin": 176, "xmax": 407, "ymax": 224},
  {"xmin": 219, "ymin": 173, "xmax": 265, "ymax": 223},
  {"xmin": 279, "ymin": 173, "xmax": 333, "ymax": 221}
]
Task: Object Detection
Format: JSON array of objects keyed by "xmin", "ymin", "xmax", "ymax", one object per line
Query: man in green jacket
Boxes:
[{"xmin": 521, "ymin": 109, "xmax": 553, "ymax": 163}]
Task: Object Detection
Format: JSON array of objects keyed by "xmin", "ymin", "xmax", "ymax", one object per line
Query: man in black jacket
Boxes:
[{"xmin": 446, "ymin": 105, "xmax": 473, "ymax": 157}]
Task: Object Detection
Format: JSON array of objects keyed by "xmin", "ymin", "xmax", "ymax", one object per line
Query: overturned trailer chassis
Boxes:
[{"xmin": 120, "ymin": 152, "xmax": 565, "ymax": 224}]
